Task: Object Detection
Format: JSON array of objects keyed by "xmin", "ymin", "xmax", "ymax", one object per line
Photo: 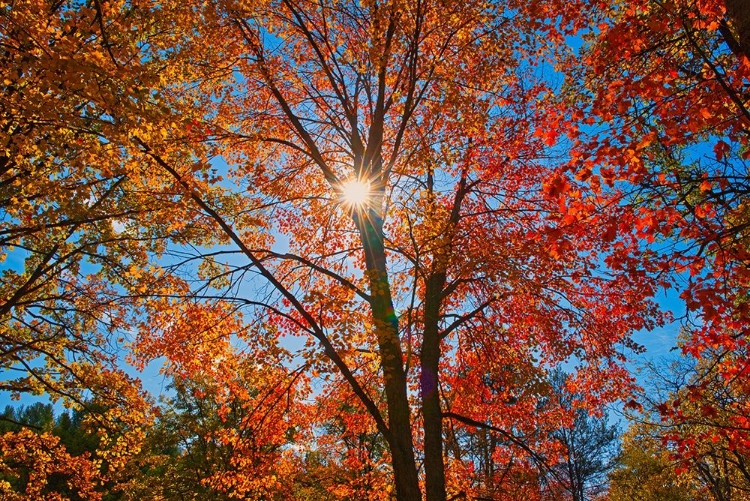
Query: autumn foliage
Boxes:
[{"xmin": 1, "ymin": 0, "xmax": 749, "ymax": 499}]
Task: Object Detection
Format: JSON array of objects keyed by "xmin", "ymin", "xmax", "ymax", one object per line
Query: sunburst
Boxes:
[{"xmin": 340, "ymin": 178, "xmax": 371, "ymax": 209}]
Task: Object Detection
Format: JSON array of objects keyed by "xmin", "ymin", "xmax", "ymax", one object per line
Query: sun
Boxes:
[{"xmin": 341, "ymin": 178, "xmax": 370, "ymax": 209}]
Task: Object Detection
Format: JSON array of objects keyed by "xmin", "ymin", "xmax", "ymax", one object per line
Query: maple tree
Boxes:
[
  {"xmin": 0, "ymin": 428, "xmax": 102, "ymax": 500},
  {"xmin": 526, "ymin": 0, "xmax": 750, "ymax": 347},
  {"xmin": 295, "ymin": 390, "xmax": 394, "ymax": 499},
  {"xmin": 6, "ymin": 0, "xmax": 749, "ymax": 499},
  {"xmin": 0, "ymin": 0, "xmax": 211, "ymax": 496},
  {"xmin": 610, "ymin": 355, "xmax": 750, "ymax": 500},
  {"xmin": 122, "ymin": 1, "xmax": 662, "ymax": 499},
  {"xmin": 535, "ymin": 0, "xmax": 750, "ymax": 486},
  {"xmin": 629, "ymin": 349, "xmax": 750, "ymax": 500}
]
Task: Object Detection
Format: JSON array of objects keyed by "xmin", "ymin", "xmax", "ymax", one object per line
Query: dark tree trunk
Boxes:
[
  {"xmin": 420, "ymin": 173, "xmax": 468, "ymax": 501},
  {"xmin": 422, "ymin": 271, "xmax": 448, "ymax": 501},
  {"xmin": 355, "ymin": 208, "xmax": 422, "ymax": 501}
]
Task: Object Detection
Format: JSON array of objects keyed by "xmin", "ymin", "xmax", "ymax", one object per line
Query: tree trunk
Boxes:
[
  {"xmin": 421, "ymin": 173, "xmax": 468, "ymax": 501},
  {"xmin": 355, "ymin": 209, "xmax": 422, "ymax": 501},
  {"xmin": 422, "ymin": 271, "xmax": 448, "ymax": 501}
]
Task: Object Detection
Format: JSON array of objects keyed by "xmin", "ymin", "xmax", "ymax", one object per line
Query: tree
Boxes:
[
  {"xmin": 545, "ymin": 0, "xmax": 750, "ymax": 441},
  {"xmin": 547, "ymin": 371, "xmax": 620, "ymax": 501},
  {"xmin": 289, "ymin": 396, "xmax": 393, "ymax": 500},
  {"xmin": 133, "ymin": 2, "xmax": 663, "ymax": 499},
  {"xmin": 609, "ymin": 421, "xmax": 703, "ymax": 501},
  {"xmin": 649, "ymin": 350, "xmax": 750, "ymax": 500},
  {"xmin": 0, "ymin": 1, "xmax": 173, "ymax": 490},
  {"xmin": 0, "ymin": 403, "xmax": 98, "ymax": 454},
  {"xmin": 0, "ymin": 402, "xmax": 117, "ymax": 499},
  {"xmin": 532, "ymin": 2, "xmax": 750, "ymax": 494},
  {"xmin": 608, "ymin": 343, "xmax": 750, "ymax": 501},
  {"xmin": 2, "ymin": 1, "xmax": 670, "ymax": 499},
  {"xmin": 0, "ymin": 428, "xmax": 102, "ymax": 500},
  {"xmin": 132, "ymin": 353, "xmax": 307, "ymax": 500},
  {"xmin": 0, "ymin": 404, "xmax": 54, "ymax": 433},
  {"xmin": 440, "ymin": 370, "xmax": 620, "ymax": 500}
]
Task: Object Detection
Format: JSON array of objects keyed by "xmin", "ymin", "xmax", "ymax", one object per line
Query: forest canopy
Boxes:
[{"xmin": 1, "ymin": 0, "xmax": 749, "ymax": 499}]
